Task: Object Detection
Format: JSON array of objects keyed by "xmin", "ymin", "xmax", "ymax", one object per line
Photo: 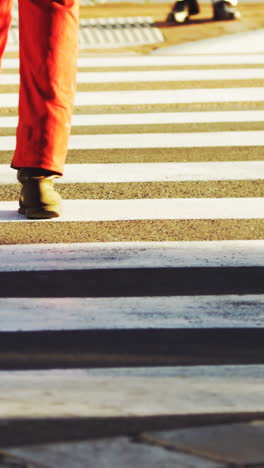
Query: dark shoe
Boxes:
[
  {"xmin": 17, "ymin": 168, "xmax": 62, "ymax": 219},
  {"xmin": 168, "ymin": 0, "xmax": 200, "ymax": 24},
  {"xmin": 213, "ymin": 1, "xmax": 240, "ymax": 20},
  {"xmin": 171, "ymin": 0, "xmax": 189, "ymax": 23},
  {"xmin": 188, "ymin": 0, "xmax": 200, "ymax": 15}
]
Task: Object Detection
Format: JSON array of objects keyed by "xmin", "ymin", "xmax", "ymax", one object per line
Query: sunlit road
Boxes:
[{"xmin": 1, "ymin": 29, "xmax": 264, "ymax": 449}]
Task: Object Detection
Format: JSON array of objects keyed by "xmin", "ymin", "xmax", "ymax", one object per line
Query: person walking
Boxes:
[
  {"xmin": 0, "ymin": 0, "xmax": 79, "ymax": 219},
  {"xmin": 169, "ymin": 0, "xmax": 240, "ymax": 23}
]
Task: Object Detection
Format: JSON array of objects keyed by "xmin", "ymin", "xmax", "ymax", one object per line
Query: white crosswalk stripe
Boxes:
[
  {"xmin": 1, "ymin": 161, "xmax": 264, "ymax": 184},
  {"xmin": 3, "ymin": 54, "xmax": 264, "ymax": 69},
  {"xmin": 2, "ymin": 68, "xmax": 264, "ymax": 85},
  {"xmin": 1, "ymin": 131, "xmax": 264, "ymax": 150},
  {"xmin": 1, "ymin": 87, "xmax": 264, "ymax": 108},
  {"xmin": 1, "ymin": 197, "xmax": 264, "ymax": 222},
  {"xmin": 1, "ymin": 240, "xmax": 264, "ymax": 271},
  {"xmin": 1, "ymin": 110, "xmax": 264, "ymax": 128},
  {"xmin": 1, "ymin": 294, "xmax": 264, "ymax": 331}
]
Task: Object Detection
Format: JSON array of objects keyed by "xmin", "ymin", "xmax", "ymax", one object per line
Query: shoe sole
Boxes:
[{"xmin": 18, "ymin": 206, "xmax": 61, "ymax": 219}]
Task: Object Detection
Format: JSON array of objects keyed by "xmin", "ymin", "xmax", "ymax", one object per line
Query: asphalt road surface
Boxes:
[{"xmin": 1, "ymin": 29, "xmax": 264, "ymax": 454}]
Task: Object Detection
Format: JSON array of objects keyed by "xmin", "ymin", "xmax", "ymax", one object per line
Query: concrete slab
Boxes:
[
  {"xmin": 4, "ymin": 437, "xmax": 227, "ymax": 468},
  {"xmin": 146, "ymin": 421, "xmax": 264, "ymax": 465}
]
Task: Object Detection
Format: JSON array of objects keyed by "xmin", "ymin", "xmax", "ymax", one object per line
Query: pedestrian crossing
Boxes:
[
  {"xmin": 0, "ymin": 48, "xmax": 264, "ymax": 247},
  {"xmin": 1, "ymin": 37, "xmax": 264, "ymax": 446},
  {"xmin": 2, "ymin": 295, "xmax": 264, "ymax": 330},
  {"xmin": 1, "ymin": 197, "xmax": 264, "ymax": 222},
  {"xmin": 0, "ymin": 48, "xmax": 264, "ymax": 249}
]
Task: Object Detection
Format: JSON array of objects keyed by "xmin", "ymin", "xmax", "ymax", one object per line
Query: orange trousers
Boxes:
[{"xmin": 0, "ymin": 0, "xmax": 79, "ymax": 175}]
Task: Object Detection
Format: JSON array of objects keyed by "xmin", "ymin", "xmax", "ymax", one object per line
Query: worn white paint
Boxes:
[
  {"xmin": 3, "ymin": 68, "xmax": 264, "ymax": 85},
  {"xmin": 0, "ymin": 295, "xmax": 264, "ymax": 331},
  {"xmin": 0, "ymin": 197, "xmax": 263, "ymax": 222},
  {"xmin": 1, "ymin": 369, "xmax": 264, "ymax": 418},
  {"xmin": 1, "ymin": 240, "xmax": 264, "ymax": 270},
  {"xmin": 74, "ymin": 87, "xmax": 264, "ymax": 106},
  {"xmin": 1, "ymin": 130, "xmax": 264, "ymax": 151},
  {"xmin": 1, "ymin": 161, "xmax": 264, "ymax": 184},
  {"xmin": 1, "ymin": 88, "xmax": 264, "ymax": 108},
  {"xmin": 0, "ymin": 116, "xmax": 18, "ymax": 127},
  {"xmin": 79, "ymin": 16, "xmax": 164, "ymax": 48},
  {"xmin": 0, "ymin": 110, "xmax": 263, "ymax": 128},
  {"xmin": 68, "ymin": 109, "xmax": 264, "ymax": 125},
  {"xmin": 2, "ymin": 54, "xmax": 264, "ymax": 70}
]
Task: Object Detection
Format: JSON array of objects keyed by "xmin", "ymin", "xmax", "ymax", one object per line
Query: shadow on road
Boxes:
[{"xmin": 156, "ymin": 18, "xmax": 225, "ymax": 29}]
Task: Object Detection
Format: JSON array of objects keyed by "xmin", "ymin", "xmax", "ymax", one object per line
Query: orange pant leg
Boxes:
[
  {"xmin": 11, "ymin": 0, "xmax": 79, "ymax": 175},
  {"xmin": 0, "ymin": 0, "xmax": 13, "ymax": 63}
]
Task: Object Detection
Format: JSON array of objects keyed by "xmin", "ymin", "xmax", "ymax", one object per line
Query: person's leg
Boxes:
[
  {"xmin": 12, "ymin": 0, "xmax": 79, "ymax": 176},
  {"xmin": 0, "ymin": 0, "xmax": 13, "ymax": 64},
  {"xmin": 13, "ymin": 0, "xmax": 79, "ymax": 219}
]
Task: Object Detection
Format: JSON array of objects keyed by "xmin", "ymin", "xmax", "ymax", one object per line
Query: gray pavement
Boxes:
[
  {"xmin": 2, "ymin": 436, "xmax": 227, "ymax": 468},
  {"xmin": 4, "ymin": 421, "xmax": 264, "ymax": 467}
]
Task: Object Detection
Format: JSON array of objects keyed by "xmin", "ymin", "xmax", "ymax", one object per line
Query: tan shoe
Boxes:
[{"xmin": 17, "ymin": 168, "xmax": 62, "ymax": 219}]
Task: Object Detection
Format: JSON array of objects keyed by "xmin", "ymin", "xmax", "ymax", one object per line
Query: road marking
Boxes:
[
  {"xmin": 7, "ymin": 16, "xmax": 164, "ymax": 51},
  {"xmin": 1, "ymin": 198, "xmax": 264, "ymax": 222},
  {"xmin": 1, "ymin": 110, "xmax": 264, "ymax": 128},
  {"xmin": 46, "ymin": 109, "xmax": 264, "ymax": 125},
  {"xmin": 78, "ymin": 16, "xmax": 164, "ymax": 48},
  {"xmin": 0, "ymin": 116, "xmax": 18, "ymax": 127},
  {"xmin": 1, "ymin": 240, "xmax": 264, "ymax": 270},
  {"xmin": 1, "ymin": 369, "xmax": 264, "ymax": 419},
  {"xmin": 2, "ymin": 161, "xmax": 264, "ymax": 184},
  {"xmin": 3, "ymin": 68, "xmax": 264, "ymax": 85},
  {"xmin": 1, "ymin": 30, "xmax": 264, "ymax": 435},
  {"xmin": 156, "ymin": 29, "xmax": 264, "ymax": 55},
  {"xmin": 1, "ymin": 131, "xmax": 264, "ymax": 151},
  {"xmin": 1, "ymin": 88, "xmax": 264, "ymax": 108},
  {"xmin": 2, "ymin": 55, "xmax": 264, "ymax": 70},
  {"xmin": 1, "ymin": 295, "xmax": 264, "ymax": 331}
]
